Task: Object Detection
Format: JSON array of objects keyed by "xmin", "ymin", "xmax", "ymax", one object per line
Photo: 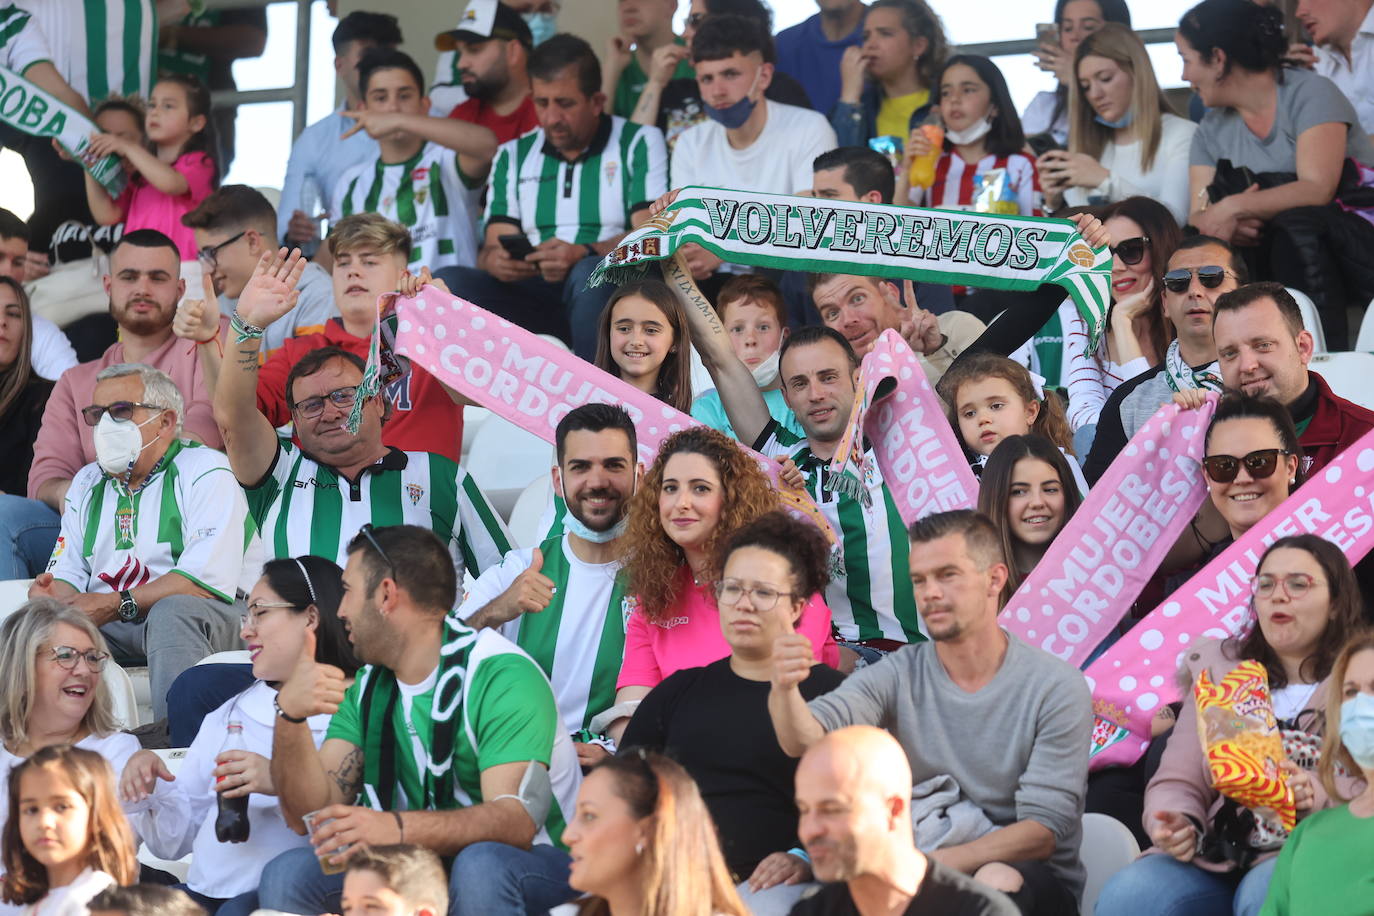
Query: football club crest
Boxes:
[
  {"xmin": 604, "ymin": 160, "xmax": 618, "ymax": 185},
  {"xmin": 406, "ymin": 482, "xmax": 425, "ymax": 505},
  {"xmin": 620, "ymin": 595, "xmax": 639, "ymax": 631},
  {"xmin": 115, "ymin": 506, "xmax": 135, "ymax": 550}
]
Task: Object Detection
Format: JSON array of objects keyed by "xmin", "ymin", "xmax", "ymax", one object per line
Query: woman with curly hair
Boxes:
[{"xmin": 604, "ymin": 427, "xmax": 837, "ymax": 740}]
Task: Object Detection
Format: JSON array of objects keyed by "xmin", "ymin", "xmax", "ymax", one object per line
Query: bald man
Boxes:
[{"xmin": 791, "ymin": 727, "xmax": 1017, "ymax": 916}]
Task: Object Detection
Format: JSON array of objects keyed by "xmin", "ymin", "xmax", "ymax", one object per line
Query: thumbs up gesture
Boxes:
[
  {"xmin": 771, "ymin": 607, "xmax": 814, "ymax": 692},
  {"xmin": 482, "ymin": 549, "xmax": 556, "ymax": 629},
  {"xmin": 174, "ymin": 271, "xmax": 221, "ymax": 344},
  {"xmin": 275, "ymin": 628, "xmax": 347, "ymax": 722}
]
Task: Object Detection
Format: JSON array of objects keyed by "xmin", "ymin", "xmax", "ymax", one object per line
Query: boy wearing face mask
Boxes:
[
  {"xmin": 670, "ymin": 16, "xmax": 837, "ymax": 286},
  {"xmin": 689, "ymin": 276, "xmax": 804, "ymax": 442},
  {"xmin": 29, "ymin": 362, "xmax": 250, "ymax": 722}
]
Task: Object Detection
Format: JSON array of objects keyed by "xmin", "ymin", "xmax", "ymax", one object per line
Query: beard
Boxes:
[
  {"xmin": 110, "ymin": 296, "xmax": 174, "ymax": 336},
  {"xmin": 461, "ymin": 60, "xmax": 509, "ymax": 103}
]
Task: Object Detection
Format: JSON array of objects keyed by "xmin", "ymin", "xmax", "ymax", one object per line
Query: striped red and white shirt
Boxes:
[{"xmin": 911, "ymin": 150, "xmax": 1042, "ymax": 216}]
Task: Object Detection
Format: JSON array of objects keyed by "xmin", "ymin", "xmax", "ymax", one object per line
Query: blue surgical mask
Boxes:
[
  {"xmin": 705, "ymin": 93, "xmax": 758, "ymax": 129},
  {"xmin": 1340, "ymin": 692, "xmax": 1374, "ymax": 770},
  {"xmin": 559, "ymin": 479, "xmax": 629, "ymax": 544},
  {"xmin": 523, "ymin": 12, "xmax": 557, "ymax": 46},
  {"xmin": 1094, "ymin": 109, "xmax": 1135, "ymax": 129}
]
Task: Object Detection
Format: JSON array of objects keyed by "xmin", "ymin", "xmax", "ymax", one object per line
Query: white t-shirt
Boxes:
[
  {"xmin": 29, "ymin": 315, "xmax": 77, "ymax": 382},
  {"xmin": 20, "ymin": 868, "xmax": 113, "ymax": 916},
  {"xmin": 670, "ymin": 100, "xmax": 837, "ymax": 197},
  {"xmin": 1065, "ymin": 114, "xmax": 1198, "ymax": 224},
  {"xmin": 1314, "ymin": 5, "xmax": 1374, "ymax": 139}
]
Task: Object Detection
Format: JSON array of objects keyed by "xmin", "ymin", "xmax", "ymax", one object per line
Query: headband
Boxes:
[{"xmin": 295, "ymin": 558, "xmax": 317, "ymax": 604}]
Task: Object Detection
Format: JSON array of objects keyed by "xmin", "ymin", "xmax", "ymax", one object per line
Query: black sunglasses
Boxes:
[
  {"xmin": 1162, "ymin": 265, "xmax": 1232, "ymax": 293},
  {"xmin": 1202, "ymin": 448, "xmax": 1292, "ymax": 484},
  {"xmin": 358, "ymin": 523, "xmax": 397, "ymax": 578},
  {"xmin": 80, "ymin": 401, "xmax": 164, "ymax": 427},
  {"xmin": 1109, "ymin": 236, "xmax": 1149, "ymax": 266}
]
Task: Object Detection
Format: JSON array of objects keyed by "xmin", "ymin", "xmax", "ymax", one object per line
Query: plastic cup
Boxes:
[{"xmin": 303, "ymin": 810, "xmax": 350, "ymax": 875}]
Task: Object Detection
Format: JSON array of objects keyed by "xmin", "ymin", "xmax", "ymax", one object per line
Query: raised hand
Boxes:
[
  {"xmin": 174, "ymin": 271, "xmax": 221, "ymax": 343},
  {"xmin": 396, "ymin": 267, "xmax": 451, "ymax": 300},
  {"xmin": 647, "ymin": 43, "xmax": 688, "ymax": 86},
  {"xmin": 340, "ymin": 110, "xmax": 406, "ymax": 141},
  {"xmin": 275, "ymin": 628, "xmax": 347, "ymax": 722},
  {"xmin": 85, "ymin": 133, "xmax": 129, "ymax": 159},
  {"xmin": 771, "ymin": 608, "xmax": 814, "ymax": 692},
  {"xmin": 1149, "ymin": 811, "xmax": 1199, "ymax": 863},
  {"xmin": 775, "ymin": 455, "xmax": 806, "ymax": 490},
  {"xmin": 236, "ymin": 248, "xmax": 306, "ymax": 330},
  {"xmin": 484, "ymin": 549, "xmax": 555, "ymax": 628},
  {"xmin": 1067, "ymin": 212, "xmax": 1111, "ymax": 250},
  {"xmin": 120, "ymin": 749, "xmax": 176, "ymax": 803},
  {"xmin": 1172, "ymin": 389, "xmax": 1209, "ymax": 411},
  {"xmin": 839, "ymin": 46, "xmax": 867, "ymax": 104},
  {"xmin": 649, "ymin": 188, "xmax": 682, "ymax": 218}
]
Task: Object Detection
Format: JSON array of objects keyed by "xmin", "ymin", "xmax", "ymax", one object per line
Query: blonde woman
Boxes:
[{"xmin": 1039, "ymin": 23, "xmax": 1196, "ymax": 222}]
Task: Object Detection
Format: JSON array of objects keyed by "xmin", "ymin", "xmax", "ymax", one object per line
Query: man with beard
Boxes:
[
  {"xmin": 441, "ymin": 34, "xmax": 667, "ymax": 360},
  {"xmin": 279, "ymin": 12, "xmax": 403, "ymax": 250},
  {"xmin": 769, "ymin": 511, "xmax": 1092, "ymax": 916},
  {"xmin": 459, "ymin": 404, "xmax": 639, "ymax": 764},
  {"xmin": 435, "ymin": 1, "xmax": 538, "ymax": 142},
  {"xmin": 27, "ymin": 230, "xmax": 226, "ymax": 514},
  {"xmin": 791, "ymin": 726, "xmax": 1018, "ymax": 915},
  {"xmin": 262, "ymin": 524, "xmax": 580, "ymax": 916}
]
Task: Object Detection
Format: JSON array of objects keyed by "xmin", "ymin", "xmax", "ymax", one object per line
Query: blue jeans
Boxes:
[
  {"xmin": 172, "ymin": 883, "xmax": 258, "ymax": 916},
  {"xmin": 258, "ymin": 841, "xmax": 574, "ymax": 916},
  {"xmin": 436, "ymin": 255, "xmax": 614, "ymax": 362},
  {"xmin": 167, "ymin": 663, "xmax": 255, "ymax": 747},
  {"xmin": 1095, "ymin": 852, "xmax": 1278, "ymax": 916},
  {"xmin": 0, "ymin": 495, "xmax": 59, "ymax": 579}
]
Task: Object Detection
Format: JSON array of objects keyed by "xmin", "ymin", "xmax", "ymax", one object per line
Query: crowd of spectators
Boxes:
[{"xmin": 3, "ymin": 0, "xmax": 1374, "ymax": 915}]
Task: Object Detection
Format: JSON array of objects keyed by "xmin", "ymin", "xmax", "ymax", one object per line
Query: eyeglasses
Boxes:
[
  {"xmin": 1252, "ymin": 572, "xmax": 1325, "ymax": 599},
  {"xmin": 290, "ymin": 385, "xmax": 359, "ymax": 419},
  {"xmin": 1202, "ymin": 448, "xmax": 1292, "ymax": 484},
  {"xmin": 358, "ymin": 523, "xmax": 397, "ymax": 578},
  {"xmin": 47, "ymin": 646, "xmax": 110, "ymax": 672},
  {"xmin": 80, "ymin": 401, "xmax": 164, "ymax": 426},
  {"xmin": 1162, "ymin": 265, "xmax": 1233, "ymax": 293},
  {"xmin": 197, "ymin": 230, "xmax": 247, "ymax": 269},
  {"xmin": 240, "ymin": 600, "xmax": 296, "ymax": 629},
  {"xmin": 1109, "ymin": 236, "xmax": 1149, "ymax": 266},
  {"xmin": 715, "ymin": 579, "xmax": 794, "ymax": 611}
]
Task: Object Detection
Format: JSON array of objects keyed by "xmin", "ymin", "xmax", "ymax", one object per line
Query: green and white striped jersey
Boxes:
[
  {"xmin": 47, "ymin": 440, "xmax": 252, "ymax": 603},
  {"xmin": 457, "ymin": 534, "xmax": 629, "ymax": 734},
  {"xmin": 18, "ymin": 0, "xmax": 155, "ymax": 102},
  {"xmin": 327, "ymin": 628, "xmax": 581, "ymax": 848},
  {"xmin": 333, "ymin": 141, "xmax": 480, "ymax": 271},
  {"xmin": 0, "ymin": 4, "xmax": 48, "ymax": 75},
  {"xmin": 244, "ymin": 439, "xmax": 511, "ymax": 581},
  {"xmin": 754, "ymin": 421, "xmax": 926, "ymax": 644},
  {"xmin": 485, "ymin": 114, "xmax": 668, "ymax": 244}
]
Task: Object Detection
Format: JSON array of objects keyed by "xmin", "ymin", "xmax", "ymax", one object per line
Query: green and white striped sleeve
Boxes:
[
  {"xmin": 453, "ymin": 465, "xmax": 514, "ymax": 579},
  {"xmin": 623, "ymin": 123, "xmax": 668, "ymax": 219},
  {"xmin": 484, "ymin": 139, "xmax": 521, "ymax": 229}
]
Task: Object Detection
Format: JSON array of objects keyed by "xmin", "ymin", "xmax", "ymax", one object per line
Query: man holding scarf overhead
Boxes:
[{"xmin": 260, "ymin": 524, "xmax": 581, "ymax": 916}]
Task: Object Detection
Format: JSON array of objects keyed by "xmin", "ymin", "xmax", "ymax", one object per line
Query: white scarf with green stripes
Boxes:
[{"xmin": 0, "ymin": 65, "xmax": 126, "ymax": 196}]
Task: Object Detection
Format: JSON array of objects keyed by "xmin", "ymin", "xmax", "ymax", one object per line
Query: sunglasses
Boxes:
[
  {"xmin": 1162, "ymin": 265, "xmax": 1232, "ymax": 293},
  {"xmin": 290, "ymin": 385, "xmax": 359, "ymax": 419},
  {"xmin": 1109, "ymin": 236, "xmax": 1149, "ymax": 266},
  {"xmin": 1201, "ymin": 448, "xmax": 1292, "ymax": 484},
  {"xmin": 80, "ymin": 401, "xmax": 164, "ymax": 427},
  {"xmin": 358, "ymin": 523, "xmax": 397, "ymax": 578}
]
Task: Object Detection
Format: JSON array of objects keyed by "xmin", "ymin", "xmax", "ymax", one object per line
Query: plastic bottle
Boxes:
[
  {"xmin": 907, "ymin": 124, "xmax": 946, "ymax": 190},
  {"xmin": 214, "ymin": 721, "xmax": 251, "ymax": 843}
]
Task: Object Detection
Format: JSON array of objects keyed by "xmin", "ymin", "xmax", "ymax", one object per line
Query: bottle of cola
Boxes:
[{"xmin": 215, "ymin": 721, "xmax": 251, "ymax": 843}]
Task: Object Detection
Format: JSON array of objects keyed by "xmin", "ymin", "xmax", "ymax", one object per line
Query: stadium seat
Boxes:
[
  {"xmin": 105, "ymin": 662, "xmax": 140, "ymax": 730},
  {"xmin": 0, "ymin": 578, "xmax": 33, "ymax": 621},
  {"xmin": 537, "ymin": 333, "xmax": 571, "ymax": 353},
  {"xmin": 461, "ymin": 406, "xmax": 492, "ymax": 463},
  {"xmin": 1309, "ymin": 352, "xmax": 1374, "ymax": 412},
  {"xmin": 508, "ymin": 476, "xmax": 554, "ymax": 549},
  {"xmin": 138, "ymin": 748, "xmax": 192, "ymax": 881},
  {"xmin": 1080, "ymin": 813, "xmax": 1141, "ymax": 915},
  {"xmin": 196, "ymin": 650, "xmax": 253, "ymax": 666},
  {"xmin": 464, "ymin": 417, "xmax": 555, "ymax": 520},
  {"xmin": 1286, "ymin": 287, "xmax": 1328, "ymax": 354},
  {"xmin": 1355, "ymin": 303, "xmax": 1374, "ymax": 352}
]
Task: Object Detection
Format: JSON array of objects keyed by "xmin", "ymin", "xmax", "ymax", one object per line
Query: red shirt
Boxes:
[
  {"xmin": 256, "ymin": 318, "xmax": 464, "ymax": 461},
  {"xmin": 448, "ymin": 95, "xmax": 539, "ymax": 144},
  {"xmin": 1301, "ymin": 371, "xmax": 1374, "ymax": 476}
]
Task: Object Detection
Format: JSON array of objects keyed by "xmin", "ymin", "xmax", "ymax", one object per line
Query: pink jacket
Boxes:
[
  {"xmin": 27, "ymin": 321, "xmax": 228, "ymax": 500},
  {"xmin": 1142, "ymin": 637, "xmax": 1361, "ymax": 871}
]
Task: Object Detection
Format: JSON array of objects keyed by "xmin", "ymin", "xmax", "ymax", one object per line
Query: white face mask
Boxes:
[
  {"xmin": 944, "ymin": 114, "xmax": 994, "ymax": 146},
  {"xmin": 93, "ymin": 411, "xmax": 162, "ymax": 478},
  {"xmin": 750, "ymin": 348, "xmax": 781, "ymax": 388}
]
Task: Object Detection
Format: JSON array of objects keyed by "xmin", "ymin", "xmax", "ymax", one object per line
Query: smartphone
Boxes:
[
  {"xmin": 499, "ymin": 233, "xmax": 536, "ymax": 260},
  {"xmin": 1035, "ymin": 22, "xmax": 1058, "ymax": 50}
]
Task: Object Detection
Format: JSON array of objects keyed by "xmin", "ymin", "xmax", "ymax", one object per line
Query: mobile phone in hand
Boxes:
[{"xmin": 499, "ymin": 233, "xmax": 536, "ymax": 260}]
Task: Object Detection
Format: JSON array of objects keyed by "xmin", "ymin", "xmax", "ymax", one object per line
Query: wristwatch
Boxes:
[{"xmin": 117, "ymin": 589, "xmax": 141, "ymax": 623}]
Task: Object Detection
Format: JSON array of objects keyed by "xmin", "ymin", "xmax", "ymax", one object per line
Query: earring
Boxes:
[{"xmin": 635, "ymin": 841, "xmax": 644, "ymax": 855}]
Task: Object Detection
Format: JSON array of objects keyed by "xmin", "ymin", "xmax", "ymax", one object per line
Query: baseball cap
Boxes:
[{"xmin": 435, "ymin": 0, "xmax": 533, "ymax": 50}]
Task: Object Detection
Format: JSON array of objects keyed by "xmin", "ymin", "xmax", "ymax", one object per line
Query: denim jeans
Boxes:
[
  {"xmin": 436, "ymin": 255, "xmax": 614, "ymax": 362},
  {"xmin": 0, "ymin": 495, "xmax": 59, "ymax": 579},
  {"xmin": 258, "ymin": 841, "xmax": 575, "ymax": 916},
  {"xmin": 1094, "ymin": 852, "xmax": 1278, "ymax": 916},
  {"xmin": 167, "ymin": 663, "xmax": 255, "ymax": 747}
]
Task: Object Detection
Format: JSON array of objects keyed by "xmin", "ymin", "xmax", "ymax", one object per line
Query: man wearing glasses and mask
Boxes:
[
  {"xmin": 1084, "ymin": 234, "xmax": 1247, "ymax": 483},
  {"xmin": 28, "ymin": 363, "xmax": 250, "ymax": 722}
]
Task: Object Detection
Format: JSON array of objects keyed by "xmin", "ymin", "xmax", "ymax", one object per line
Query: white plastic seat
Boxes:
[
  {"xmin": 461, "ymin": 406, "xmax": 492, "ymax": 463},
  {"xmin": 196, "ymin": 650, "xmax": 253, "ymax": 666},
  {"xmin": 1310, "ymin": 352, "xmax": 1374, "ymax": 412},
  {"xmin": 537, "ymin": 333, "xmax": 571, "ymax": 353},
  {"xmin": 104, "ymin": 662, "xmax": 140, "ymax": 730},
  {"xmin": 508, "ymin": 476, "xmax": 554, "ymax": 549},
  {"xmin": 1080, "ymin": 813, "xmax": 1141, "ymax": 915},
  {"xmin": 1285, "ymin": 287, "xmax": 1328, "ymax": 354},
  {"xmin": 1355, "ymin": 301, "xmax": 1374, "ymax": 352},
  {"xmin": 463, "ymin": 417, "xmax": 555, "ymax": 520},
  {"xmin": 0, "ymin": 579, "xmax": 33, "ymax": 622}
]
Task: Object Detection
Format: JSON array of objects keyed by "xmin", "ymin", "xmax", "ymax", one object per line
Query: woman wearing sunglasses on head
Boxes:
[
  {"xmin": 1059, "ymin": 196, "xmax": 1181, "ymax": 453},
  {"xmin": 119, "ymin": 557, "xmax": 360, "ymax": 916},
  {"xmin": 0, "ymin": 599, "xmax": 167, "ymax": 841},
  {"xmin": 1097, "ymin": 534, "xmax": 1366, "ymax": 916}
]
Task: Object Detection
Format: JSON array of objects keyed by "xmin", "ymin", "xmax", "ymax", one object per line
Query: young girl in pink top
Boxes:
[
  {"xmin": 83, "ymin": 74, "xmax": 218, "ymax": 265},
  {"xmin": 607, "ymin": 427, "xmax": 838, "ymax": 739}
]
